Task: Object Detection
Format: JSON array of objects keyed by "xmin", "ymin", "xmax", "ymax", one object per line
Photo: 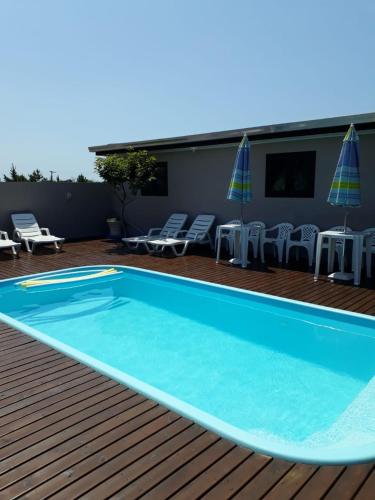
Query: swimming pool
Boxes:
[{"xmin": 0, "ymin": 265, "xmax": 374, "ymax": 464}]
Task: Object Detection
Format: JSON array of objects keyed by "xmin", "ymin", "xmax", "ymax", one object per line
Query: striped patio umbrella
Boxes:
[
  {"xmin": 227, "ymin": 133, "xmax": 252, "ymax": 222},
  {"xmin": 226, "ymin": 134, "xmax": 252, "ymax": 267},
  {"xmin": 327, "ymin": 123, "xmax": 361, "ymax": 231}
]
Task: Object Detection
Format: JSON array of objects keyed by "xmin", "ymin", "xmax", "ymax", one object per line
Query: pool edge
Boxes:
[{"xmin": 0, "ymin": 264, "xmax": 374, "ymax": 465}]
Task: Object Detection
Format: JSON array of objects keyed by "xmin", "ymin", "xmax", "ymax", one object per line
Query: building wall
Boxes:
[
  {"xmin": 0, "ymin": 182, "xmax": 115, "ymax": 239},
  {"xmin": 124, "ymin": 132, "xmax": 375, "ymax": 233}
]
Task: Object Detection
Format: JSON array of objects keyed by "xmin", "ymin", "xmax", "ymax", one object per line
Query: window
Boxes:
[
  {"xmin": 141, "ymin": 162, "xmax": 168, "ymax": 196},
  {"xmin": 265, "ymin": 151, "xmax": 316, "ymax": 198}
]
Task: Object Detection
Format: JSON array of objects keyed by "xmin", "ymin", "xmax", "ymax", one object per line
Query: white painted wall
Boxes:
[{"xmin": 124, "ymin": 132, "xmax": 375, "ymax": 233}]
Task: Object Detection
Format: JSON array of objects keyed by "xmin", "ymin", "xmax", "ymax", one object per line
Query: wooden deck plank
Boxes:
[
  {"xmin": 5, "ymin": 407, "xmax": 174, "ymax": 498},
  {"xmin": 0, "ymin": 239, "xmax": 374, "ymax": 499},
  {"xmin": 0, "ymin": 378, "xmax": 116, "ymax": 436},
  {"xmin": 0, "ymin": 372, "xmax": 103, "ymax": 419},
  {"xmin": 139, "ymin": 438, "xmax": 236, "ymax": 499},
  {"xmin": 294, "ymin": 466, "xmax": 346, "ymax": 499},
  {"xmin": 355, "ymin": 468, "xmax": 375, "ymax": 499},
  {"xmin": 201, "ymin": 453, "xmax": 272, "ymax": 499},
  {"xmin": 263, "ymin": 463, "xmax": 318, "ymax": 499},
  {"xmin": 49, "ymin": 424, "xmax": 208, "ymax": 498},
  {"xmin": 323, "ymin": 464, "xmax": 374, "ymax": 500},
  {"xmin": 232, "ymin": 458, "xmax": 295, "ymax": 499}
]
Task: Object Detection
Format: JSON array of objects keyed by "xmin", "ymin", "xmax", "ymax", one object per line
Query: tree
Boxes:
[
  {"xmin": 28, "ymin": 169, "xmax": 46, "ymax": 182},
  {"xmin": 94, "ymin": 149, "xmax": 158, "ymax": 231},
  {"xmin": 76, "ymin": 173, "xmax": 90, "ymax": 182},
  {"xmin": 3, "ymin": 163, "xmax": 28, "ymax": 182}
]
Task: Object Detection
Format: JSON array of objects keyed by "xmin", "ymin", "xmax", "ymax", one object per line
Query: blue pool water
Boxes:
[{"xmin": 0, "ymin": 265, "xmax": 374, "ymax": 464}]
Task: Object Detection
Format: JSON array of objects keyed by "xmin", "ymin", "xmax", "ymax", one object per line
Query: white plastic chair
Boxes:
[
  {"xmin": 260, "ymin": 223, "xmax": 294, "ymax": 264},
  {"xmin": 0, "ymin": 231, "xmax": 21, "ymax": 257},
  {"xmin": 246, "ymin": 221, "xmax": 265, "ymax": 259},
  {"xmin": 286, "ymin": 224, "xmax": 320, "ymax": 267},
  {"xmin": 215, "ymin": 219, "xmax": 240, "ymax": 255},
  {"xmin": 321, "ymin": 225, "xmax": 352, "ymax": 272},
  {"xmin": 11, "ymin": 213, "xmax": 64, "ymax": 253},
  {"xmin": 146, "ymin": 214, "xmax": 216, "ymax": 256},
  {"xmin": 122, "ymin": 213, "xmax": 188, "ymax": 249},
  {"xmin": 362, "ymin": 227, "xmax": 375, "ymax": 278}
]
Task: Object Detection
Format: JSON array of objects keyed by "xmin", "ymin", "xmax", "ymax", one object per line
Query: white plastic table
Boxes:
[
  {"xmin": 215, "ymin": 224, "xmax": 250, "ymax": 268},
  {"xmin": 314, "ymin": 230, "xmax": 371, "ymax": 286}
]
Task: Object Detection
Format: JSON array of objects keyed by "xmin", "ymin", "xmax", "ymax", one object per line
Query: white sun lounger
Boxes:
[
  {"xmin": 146, "ymin": 214, "xmax": 216, "ymax": 256},
  {"xmin": 11, "ymin": 213, "xmax": 65, "ymax": 253},
  {"xmin": 122, "ymin": 213, "xmax": 188, "ymax": 250},
  {"xmin": 0, "ymin": 231, "xmax": 21, "ymax": 257}
]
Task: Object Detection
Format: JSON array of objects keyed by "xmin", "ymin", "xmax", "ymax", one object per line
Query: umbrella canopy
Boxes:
[
  {"xmin": 227, "ymin": 134, "xmax": 252, "ymax": 208},
  {"xmin": 327, "ymin": 123, "xmax": 361, "ymax": 208}
]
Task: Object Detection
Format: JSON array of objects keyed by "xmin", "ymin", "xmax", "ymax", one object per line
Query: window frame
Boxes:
[
  {"xmin": 141, "ymin": 161, "xmax": 168, "ymax": 197},
  {"xmin": 265, "ymin": 151, "xmax": 316, "ymax": 199}
]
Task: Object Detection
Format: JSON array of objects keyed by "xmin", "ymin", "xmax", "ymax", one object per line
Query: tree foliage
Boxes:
[
  {"xmin": 3, "ymin": 164, "xmax": 28, "ymax": 182},
  {"xmin": 28, "ymin": 169, "xmax": 46, "ymax": 182},
  {"xmin": 2, "ymin": 165, "xmax": 92, "ymax": 183},
  {"xmin": 76, "ymin": 173, "xmax": 90, "ymax": 182},
  {"xmin": 94, "ymin": 149, "xmax": 157, "ymax": 228}
]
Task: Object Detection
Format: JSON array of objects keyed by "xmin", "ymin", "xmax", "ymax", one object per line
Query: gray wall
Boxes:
[
  {"xmin": 124, "ymin": 132, "xmax": 375, "ymax": 234},
  {"xmin": 0, "ymin": 182, "xmax": 115, "ymax": 239},
  {"xmin": 2, "ymin": 132, "xmax": 373, "ymax": 241}
]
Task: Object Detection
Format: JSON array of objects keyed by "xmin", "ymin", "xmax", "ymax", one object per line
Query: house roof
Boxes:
[{"xmin": 88, "ymin": 112, "xmax": 375, "ymax": 155}]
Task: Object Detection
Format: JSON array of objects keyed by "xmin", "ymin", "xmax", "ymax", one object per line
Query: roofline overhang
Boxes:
[{"xmin": 88, "ymin": 112, "xmax": 375, "ymax": 155}]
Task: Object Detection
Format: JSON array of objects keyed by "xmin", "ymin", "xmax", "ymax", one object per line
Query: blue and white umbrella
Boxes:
[
  {"xmin": 227, "ymin": 133, "xmax": 252, "ymax": 222},
  {"xmin": 226, "ymin": 134, "xmax": 252, "ymax": 267},
  {"xmin": 328, "ymin": 123, "xmax": 361, "ymax": 231}
]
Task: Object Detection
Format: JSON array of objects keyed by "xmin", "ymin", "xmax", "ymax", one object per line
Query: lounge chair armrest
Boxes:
[
  {"xmin": 41, "ymin": 227, "xmax": 51, "ymax": 235},
  {"xmin": 190, "ymin": 231, "xmax": 206, "ymax": 241},
  {"xmin": 0, "ymin": 231, "xmax": 9, "ymax": 240},
  {"xmin": 13, "ymin": 229, "xmax": 22, "ymax": 241},
  {"xmin": 147, "ymin": 227, "xmax": 162, "ymax": 236},
  {"xmin": 174, "ymin": 230, "xmax": 188, "ymax": 237}
]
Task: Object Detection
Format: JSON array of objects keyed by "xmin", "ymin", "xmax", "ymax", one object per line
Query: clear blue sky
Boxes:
[{"xmin": 0, "ymin": 0, "xmax": 374, "ymax": 180}]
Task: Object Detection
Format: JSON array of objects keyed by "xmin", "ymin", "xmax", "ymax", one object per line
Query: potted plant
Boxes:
[{"xmin": 95, "ymin": 149, "xmax": 158, "ymax": 237}]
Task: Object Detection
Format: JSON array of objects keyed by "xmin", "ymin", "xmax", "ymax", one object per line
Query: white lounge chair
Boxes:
[
  {"xmin": 146, "ymin": 214, "xmax": 216, "ymax": 256},
  {"xmin": 260, "ymin": 222, "xmax": 294, "ymax": 264},
  {"xmin": 0, "ymin": 231, "xmax": 21, "ymax": 257},
  {"xmin": 122, "ymin": 213, "xmax": 188, "ymax": 250},
  {"xmin": 286, "ymin": 224, "xmax": 320, "ymax": 267},
  {"xmin": 11, "ymin": 213, "xmax": 64, "ymax": 253}
]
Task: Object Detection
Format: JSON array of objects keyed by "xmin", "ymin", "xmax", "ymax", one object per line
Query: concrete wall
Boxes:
[
  {"xmin": 124, "ymin": 132, "xmax": 375, "ymax": 233},
  {"xmin": 0, "ymin": 182, "xmax": 115, "ymax": 239},
  {"xmin": 2, "ymin": 132, "xmax": 373, "ymax": 241}
]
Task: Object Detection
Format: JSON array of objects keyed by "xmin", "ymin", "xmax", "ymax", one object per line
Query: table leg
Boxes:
[
  {"xmin": 233, "ymin": 230, "xmax": 240, "ymax": 260},
  {"xmin": 314, "ymin": 234, "xmax": 323, "ymax": 281},
  {"xmin": 353, "ymin": 236, "xmax": 362, "ymax": 286},
  {"xmin": 241, "ymin": 226, "xmax": 249, "ymax": 268},
  {"xmin": 327, "ymin": 238, "xmax": 336, "ymax": 274},
  {"xmin": 215, "ymin": 228, "xmax": 222, "ymax": 264},
  {"xmin": 366, "ymin": 237, "xmax": 372, "ymax": 278}
]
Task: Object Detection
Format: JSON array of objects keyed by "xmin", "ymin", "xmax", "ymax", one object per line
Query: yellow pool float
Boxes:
[{"xmin": 18, "ymin": 267, "xmax": 120, "ymax": 288}]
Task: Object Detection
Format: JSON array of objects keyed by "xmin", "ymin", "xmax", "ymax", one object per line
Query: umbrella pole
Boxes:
[{"xmin": 343, "ymin": 211, "xmax": 349, "ymax": 233}]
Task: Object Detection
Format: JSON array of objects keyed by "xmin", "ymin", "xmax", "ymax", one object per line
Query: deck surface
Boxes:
[{"xmin": 0, "ymin": 239, "xmax": 374, "ymax": 499}]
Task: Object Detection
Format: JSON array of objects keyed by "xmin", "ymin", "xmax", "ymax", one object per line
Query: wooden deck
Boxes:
[{"xmin": 0, "ymin": 239, "xmax": 374, "ymax": 499}]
